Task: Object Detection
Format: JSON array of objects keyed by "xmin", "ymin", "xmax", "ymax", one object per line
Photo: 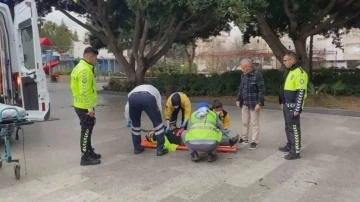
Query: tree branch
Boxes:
[
  {"xmin": 146, "ymin": 15, "xmax": 176, "ymax": 59},
  {"xmin": 131, "ymin": 11, "xmax": 142, "ymax": 61},
  {"xmin": 300, "ymin": 0, "xmax": 337, "ymax": 35},
  {"xmin": 148, "ymin": 20, "xmax": 189, "ymax": 67},
  {"xmin": 139, "ymin": 21, "xmax": 149, "ymax": 59},
  {"xmin": 303, "ymin": 11, "xmax": 360, "ymax": 38},
  {"xmin": 54, "ymin": 6, "xmax": 102, "ymax": 38},
  {"xmin": 284, "ymin": 0, "xmax": 298, "ymax": 37},
  {"xmin": 256, "ymin": 13, "xmax": 288, "ymax": 63}
]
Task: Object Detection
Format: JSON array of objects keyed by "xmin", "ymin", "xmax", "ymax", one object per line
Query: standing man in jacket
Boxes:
[
  {"xmin": 236, "ymin": 59, "xmax": 265, "ymax": 150},
  {"xmin": 71, "ymin": 47, "xmax": 100, "ymax": 166},
  {"xmin": 278, "ymin": 52, "xmax": 308, "ymax": 160}
]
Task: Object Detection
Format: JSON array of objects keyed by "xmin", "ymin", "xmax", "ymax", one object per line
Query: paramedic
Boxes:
[
  {"xmin": 165, "ymin": 92, "xmax": 191, "ymax": 133},
  {"xmin": 71, "ymin": 46, "xmax": 101, "ymax": 166},
  {"xmin": 181, "ymin": 102, "xmax": 224, "ymax": 162},
  {"xmin": 125, "ymin": 84, "xmax": 169, "ymax": 156},
  {"xmin": 278, "ymin": 51, "xmax": 309, "ymax": 160}
]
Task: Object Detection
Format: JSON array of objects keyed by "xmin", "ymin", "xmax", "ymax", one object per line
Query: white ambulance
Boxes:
[{"xmin": 0, "ymin": 0, "xmax": 50, "ymax": 121}]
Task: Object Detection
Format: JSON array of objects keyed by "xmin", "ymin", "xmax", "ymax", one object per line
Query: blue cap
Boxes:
[{"xmin": 197, "ymin": 102, "xmax": 208, "ymax": 109}]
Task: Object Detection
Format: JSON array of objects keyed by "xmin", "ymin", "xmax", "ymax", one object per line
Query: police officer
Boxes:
[
  {"xmin": 71, "ymin": 47, "xmax": 101, "ymax": 166},
  {"xmin": 124, "ymin": 84, "xmax": 168, "ymax": 156},
  {"xmin": 278, "ymin": 51, "xmax": 309, "ymax": 160},
  {"xmin": 164, "ymin": 92, "xmax": 191, "ymax": 133}
]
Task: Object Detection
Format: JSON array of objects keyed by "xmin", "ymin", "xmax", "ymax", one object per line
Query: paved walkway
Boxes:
[{"xmin": 0, "ymin": 83, "xmax": 360, "ymax": 202}]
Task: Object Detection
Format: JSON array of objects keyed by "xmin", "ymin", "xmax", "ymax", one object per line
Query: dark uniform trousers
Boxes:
[
  {"xmin": 75, "ymin": 107, "xmax": 96, "ymax": 153},
  {"xmin": 128, "ymin": 92, "xmax": 165, "ymax": 152},
  {"xmin": 283, "ymin": 104, "xmax": 301, "ymax": 154}
]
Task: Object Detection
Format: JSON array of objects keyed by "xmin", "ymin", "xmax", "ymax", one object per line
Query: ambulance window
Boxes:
[{"xmin": 19, "ymin": 19, "xmax": 35, "ymax": 70}]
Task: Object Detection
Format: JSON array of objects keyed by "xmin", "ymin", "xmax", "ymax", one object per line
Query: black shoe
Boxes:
[
  {"xmin": 134, "ymin": 146, "xmax": 145, "ymax": 154},
  {"xmin": 249, "ymin": 142, "xmax": 258, "ymax": 150},
  {"xmin": 284, "ymin": 152, "xmax": 301, "ymax": 160},
  {"xmin": 239, "ymin": 138, "xmax": 248, "ymax": 144},
  {"xmin": 229, "ymin": 134, "xmax": 241, "ymax": 147},
  {"xmin": 207, "ymin": 153, "xmax": 217, "ymax": 162},
  {"xmin": 157, "ymin": 148, "xmax": 169, "ymax": 156},
  {"xmin": 80, "ymin": 153, "xmax": 101, "ymax": 166},
  {"xmin": 191, "ymin": 151, "xmax": 200, "ymax": 162},
  {"xmin": 89, "ymin": 148, "xmax": 101, "ymax": 159},
  {"xmin": 278, "ymin": 145, "xmax": 291, "ymax": 152}
]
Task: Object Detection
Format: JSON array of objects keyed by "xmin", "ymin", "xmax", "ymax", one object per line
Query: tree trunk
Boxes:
[
  {"xmin": 184, "ymin": 43, "xmax": 196, "ymax": 73},
  {"xmin": 309, "ymin": 35, "xmax": 314, "ymax": 80},
  {"xmin": 134, "ymin": 61, "xmax": 147, "ymax": 86},
  {"xmin": 256, "ymin": 14, "xmax": 288, "ymax": 67},
  {"xmin": 293, "ymin": 38, "xmax": 309, "ymax": 73}
]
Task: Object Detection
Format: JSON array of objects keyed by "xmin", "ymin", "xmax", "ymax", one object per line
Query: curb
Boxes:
[{"xmin": 97, "ymin": 90, "xmax": 360, "ymax": 117}]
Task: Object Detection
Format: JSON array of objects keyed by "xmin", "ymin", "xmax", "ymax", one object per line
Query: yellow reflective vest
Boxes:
[
  {"xmin": 185, "ymin": 111, "xmax": 222, "ymax": 143},
  {"xmin": 281, "ymin": 65, "xmax": 309, "ymax": 112},
  {"xmin": 70, "ymin": 59, "xmax": 97, "ymax": 110}
]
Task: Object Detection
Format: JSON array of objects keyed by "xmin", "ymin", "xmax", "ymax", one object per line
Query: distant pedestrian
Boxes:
[
  {"xmin": 236, "ymin": 59, "xmax": 265, "ymax": 150},
  {"xmin": 278, "ymin": 52, "xmax": 308, "ymax": 160},
  {"xmin": 71, "ymin": 46, "xmax": 101, "ymax": 166}
]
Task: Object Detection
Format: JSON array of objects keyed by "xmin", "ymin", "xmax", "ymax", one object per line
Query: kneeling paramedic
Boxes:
[
  {"xmin": 180, "ymin": 102, "xmax": 226, "ymax": 162},
  {"xmin": 278, "ymin": 52, "xmax": 309, "ymax": 160},
  {"xmin": 125, "ymin": 84, "xmax": 168, "ymax": 156},
  {"xmin": 71, "ymin": 46, "xmax": 101, "ymax": 166},
  {"xmin": 165, "ymin": 92, "xmax": 191, "ymax": 133}
]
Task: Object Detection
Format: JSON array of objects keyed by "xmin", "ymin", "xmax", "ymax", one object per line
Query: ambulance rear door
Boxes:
[{"xmin": 13, "ymin": 0, "xmax": 50, "ymax": 121}]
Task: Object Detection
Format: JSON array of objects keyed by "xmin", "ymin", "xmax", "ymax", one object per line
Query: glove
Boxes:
[
  {"xmin": 165, "ymin": 126, "xmax": 171, "ymax": 134},
  {"xmin": 223, "ymin": 129, "xmax": 230, "ymax": 135},
  {"xmin": 126, "ymin": 120, "xmax": 131, "ymax": 128},
  {"xmin": 181, "ymin": 121, "xmax": 187, "ymax": 128}
]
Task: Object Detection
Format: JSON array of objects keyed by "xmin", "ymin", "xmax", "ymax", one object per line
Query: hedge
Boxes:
[{"xmin": 104, "ymin": 68, "xmax": 360, "ymax": 96}]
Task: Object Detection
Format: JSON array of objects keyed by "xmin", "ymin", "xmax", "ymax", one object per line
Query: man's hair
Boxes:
[
  {"xmin": 83, "ymin": 47, "xmax": 99, "ymax": 57},
  {"xmin": 240, "ymin": 58, "xmax": 252, "ymax": 66},
  {"xmin": 285, "ymin": 51, "xmax": 297, "ymax": 62},
  {"xmin": 213, "ymin": 99, "xmax": 223, "ymax": 108}
]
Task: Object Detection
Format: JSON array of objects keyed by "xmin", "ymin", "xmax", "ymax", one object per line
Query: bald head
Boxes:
[{"xmin": 240, "ymin": 59, "xmax": 253, "ymax": 74}]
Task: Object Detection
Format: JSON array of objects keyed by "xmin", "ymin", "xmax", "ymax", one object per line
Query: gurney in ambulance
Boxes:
[{"xmin": 0, "ymin": 0, "xmax": 51, "ymax": 180}]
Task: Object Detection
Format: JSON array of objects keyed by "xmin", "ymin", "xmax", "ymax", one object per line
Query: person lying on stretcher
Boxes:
[{"xmin": 145, "ymin": 123, "xmax": 240, "ymax": 151}]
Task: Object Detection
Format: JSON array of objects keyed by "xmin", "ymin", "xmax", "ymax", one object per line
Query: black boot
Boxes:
[
  {"xmin": 207, "ymin": 153, "xmax": 217, "ymax": 162},
  {"xmin": 80, "ymin": 152, "xmax": 101, "ymax": 166},
  {"xmin": 284, "ymin": 152, "xmax": 301, "ymax": 160},
  {"xmin": 132, "ymin": 134, "xmax": 145, "ymax": 154},
  {"xmin": 191, "ymin": 151, "xmax": 200, "ymax": 162},
  {"xmin": 229, "ymin": 134, "xmax": 241, "ymax": 147},
  {"xmin": 155, "ymin": 133, "xmax": 169, "ymax": 156},
  {"xmin": 278, "ymin": 144, "xmax": 291, "ymax": 152},
  {"xmin": 88, "ymin": 148, "xmax": 101, "ymax": 159}
]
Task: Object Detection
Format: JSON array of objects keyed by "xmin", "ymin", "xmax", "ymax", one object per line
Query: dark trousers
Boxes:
[
  {"xmin": 170, "ymin": 107, "xmax": 187, "ymax": 128},
  {"xmin": 75, "ymin": 107, "xmax": 96, "ymax": 154},
  {"xmin": 128, "ymin": 92, "xmax": 165, "ymax": 151},
  {"xmin": 283, "ymin": 104, "xmax": 301, "ymax": 154}
]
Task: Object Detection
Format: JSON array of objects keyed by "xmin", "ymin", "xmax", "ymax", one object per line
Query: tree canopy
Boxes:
[
  {"xmin": 36, "ymin": 0, "xmax": 236, "ymax": 85},
  {"xmin": 40, "ymin": 20, "xmax": 73, "ymax": 54},
  {"xmin": 235, "ymin": 0, "xmax": 360, "ymax": 72}
]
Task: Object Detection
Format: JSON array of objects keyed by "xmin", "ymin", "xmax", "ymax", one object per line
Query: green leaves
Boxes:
[{"xmin": 40, "ymin": 20, "xmax": 73, "ymax": 54}]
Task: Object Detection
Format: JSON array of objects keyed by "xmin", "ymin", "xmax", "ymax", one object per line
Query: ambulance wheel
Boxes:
[{"xmin": 14, "ymin": 163, "xmax": 20, "ymax": 180}]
